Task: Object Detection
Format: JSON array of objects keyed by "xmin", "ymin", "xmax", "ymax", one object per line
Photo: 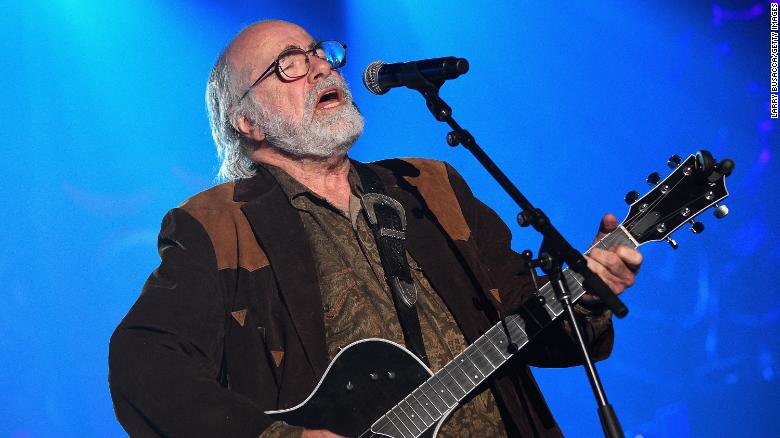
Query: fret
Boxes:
[
  {"xmin": 588, "ymin": 227, "xmax": 639, "ymax": 256},
  {"xmin": 427, "ymin": 374, "xmax": 459, "ymax": 406},
  {"xmin": 394, "ymin": 404, "xmax": 421, "ymax": 435},
  {"xmin": 399, "ymin": 399, "xmax": 427, "ymax": 432},
  {"xmin": 453, "ymin": 351, "xmax": 486, "ymax": 385},
  {"xmin": 443, "ymin": 359, "xmax": 476, "ymax": 393},
  {"xmin": 409, "ymin": 389, "xmax": 438, "ymax": 422},
  {"xmin": 476, "ymin": 331, "xmax": 507, "ymax": 366},
  {"xmin": 440, "ymin": 361, "xmax": 473, "ymax": 395},
  {"xmin": 372, "ymin": 416, "xmax": 398, "ymax": 438},
  {"xmin": 463, "ymin": 343, "xmax": 492, "ymax": 374},
  {"xmin": 388, "ymin": 410, "xmax": 413, "ymax": 438},
  {"xmin": 469, "ymin": 338, "xmax": 499, "ymax": 372},
  {"xmin": 483, "ymin": 326, "xmax": 513, "ymax": 360},
  {"xmin": 417, "ymin": 380, "xmax": 449, "ymax": 415},
  {"xmin": 505, "ymin": 315, "xmax": 530, "ymax": 342},
  {"xmin": 510, "ymin": 318, "xmax": 528, "ymax": 338},
  {"xmin": 506, "ymin": 316, "xmax": 530, "ymax": 344}
]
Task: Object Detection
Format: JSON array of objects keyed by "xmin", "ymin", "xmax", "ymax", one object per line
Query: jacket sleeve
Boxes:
[
  {"xmin": 108, "ymin": 208, "xmax": 274, "ymax": 437},
  {"xmin": 444, "ymin": 163, "xmax": 614, "ymax": 368}
]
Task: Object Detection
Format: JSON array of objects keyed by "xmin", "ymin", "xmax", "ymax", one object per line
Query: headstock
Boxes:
[{"xmin": 621, "ymin": 150, "xmax": 734, "ymax": 248}]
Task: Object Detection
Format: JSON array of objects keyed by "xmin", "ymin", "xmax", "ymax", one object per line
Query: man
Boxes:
[{"xmin": 109, "ymin": 20, "xmax": 642, "ymax": 437}]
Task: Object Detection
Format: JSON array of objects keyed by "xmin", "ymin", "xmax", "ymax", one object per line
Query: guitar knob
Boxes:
[
  {"xmin": 624, "ymin": 190, "xmax": 639, "ymax": 204},
  {"xmin": 646, "ymin": 172, "xmax": 661, "ymax": 185},
  {"xmin": 689, "ymin": 220, "xmax": 705, "ymax": 234},
  {"xmin": 714, "ymin": 204, "xmax": 729, "ymax": 219},
  {"xmin": 665, "ymin": 236, "xmax": 679, "ymax": 250},
  {"xmin": 667, "ymin": 154, "xmax": 681, "ymax": 168}
]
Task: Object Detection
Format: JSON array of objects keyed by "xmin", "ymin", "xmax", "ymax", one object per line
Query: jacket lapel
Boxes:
[
  {"xmin": 235, "ymin": 168, "xmax": 329, "ymax": 377},
  {"xmin": 370, "ymin": 162, "xmax": 494, "ymax": 341}
]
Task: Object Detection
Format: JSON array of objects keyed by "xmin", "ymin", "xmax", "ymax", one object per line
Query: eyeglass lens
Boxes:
[{"xmin": 278, "ymin": 41, "xmax": 346, "ymax": 79}]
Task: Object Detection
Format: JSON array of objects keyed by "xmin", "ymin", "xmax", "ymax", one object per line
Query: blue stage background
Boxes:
[{"xmin": 1, "ymin": 1, "xmax": 777, "ymax": 436}]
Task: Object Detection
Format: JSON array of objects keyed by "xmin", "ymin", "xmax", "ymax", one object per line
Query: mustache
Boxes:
[{"xmin": 305, "ymin": 76, "xmax": 352, "ymax": 111}]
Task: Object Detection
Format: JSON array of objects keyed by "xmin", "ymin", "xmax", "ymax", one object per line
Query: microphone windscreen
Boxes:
[{"xmin": 363, "ymin": 60, "xmax": 388, "ymax": 95}]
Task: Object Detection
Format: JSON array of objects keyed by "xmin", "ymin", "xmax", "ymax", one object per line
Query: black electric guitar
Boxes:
[{"xmin": 266, "ymin": 151, "xmax": 734, "ymax": 438}]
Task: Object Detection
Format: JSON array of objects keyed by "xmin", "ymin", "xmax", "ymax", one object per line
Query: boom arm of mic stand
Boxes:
[{"xmin": 404, "ymin": 74, "xmax": 628, "ymax": 318}]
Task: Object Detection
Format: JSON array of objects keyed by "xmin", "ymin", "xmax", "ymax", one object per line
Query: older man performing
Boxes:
[{"xmin": 109, "ymin": 20, "xmax": 642, "ymax": 438}]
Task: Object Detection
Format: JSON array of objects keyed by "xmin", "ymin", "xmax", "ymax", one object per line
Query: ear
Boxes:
[{"xmin": 234, "ymin": 113, "xmax": 266, "ymax": 143}]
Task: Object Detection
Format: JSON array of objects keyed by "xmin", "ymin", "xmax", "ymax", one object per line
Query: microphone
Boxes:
[{"xmin": 363, "ymin": 57, "xmax": 469, "ymax": 95}]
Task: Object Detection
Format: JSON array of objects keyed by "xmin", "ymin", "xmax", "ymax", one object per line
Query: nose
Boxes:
[{"xmin": 307, "ymin": 54, "xmax": 334, "ymax": 83}]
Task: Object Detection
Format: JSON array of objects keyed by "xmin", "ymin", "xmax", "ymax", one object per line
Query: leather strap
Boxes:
[{"xmin": 352, "ymin": 160, "xmax": 430, "ymax": 366}]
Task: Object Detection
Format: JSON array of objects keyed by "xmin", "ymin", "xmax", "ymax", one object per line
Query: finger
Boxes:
[
  {"xmin": 612, "ymin": 246, "xmax": 643, "ymax": 272},
  {"xmin": 588, "ymin": 248, "xmax": 636, "ymax": 289},
  {"xmin": 590, "ymin": 247, "xmax": 634, "ymax": 280},
  {"xmin": 592, "ymin": 213, "xmax": 619, "ymax": 244},
  {"xmin": 585, "ymin": 254, "xmax": 625, "ymax": 294}
]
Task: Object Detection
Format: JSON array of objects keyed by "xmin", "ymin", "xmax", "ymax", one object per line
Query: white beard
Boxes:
[{"xmin": 251, "ymin": 76, "xmax": 365, "ymax": 159}]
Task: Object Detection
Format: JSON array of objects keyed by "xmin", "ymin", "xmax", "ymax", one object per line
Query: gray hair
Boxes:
[{"xmin": 205, "ymin": 50, "xmax": 258, "ymax": 181}]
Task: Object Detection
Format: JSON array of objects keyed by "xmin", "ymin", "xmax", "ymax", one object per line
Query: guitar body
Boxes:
[{"xmin": 266, "ymin": 339, "xmax": 441, "ymax": 437}]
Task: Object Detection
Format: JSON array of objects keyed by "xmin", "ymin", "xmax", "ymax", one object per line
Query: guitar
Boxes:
[{"xmin": 265, "ymin": 151, "xmax": 734, "ymax": 438}]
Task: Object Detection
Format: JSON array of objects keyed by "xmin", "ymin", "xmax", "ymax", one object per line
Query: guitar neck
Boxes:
[{"xmin": 368, "ymin": 225, "xmax": 638, "ymax": 438}]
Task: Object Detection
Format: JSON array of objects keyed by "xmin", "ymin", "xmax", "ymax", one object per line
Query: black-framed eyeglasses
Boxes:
[{"xmin": 236, "ymin": 40, "xmax": 347, "ymax": 103}]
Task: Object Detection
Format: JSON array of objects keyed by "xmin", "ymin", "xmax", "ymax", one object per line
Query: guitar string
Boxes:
[
  {"xmin": 381, "ymin": 368, "xmax": 459, "ymax": 434},
  {"xmin": 379, "ymin": 322, "xmax": 526, "ymax": 435}
]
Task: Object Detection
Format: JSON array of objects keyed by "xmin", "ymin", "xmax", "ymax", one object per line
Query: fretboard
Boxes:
[{"xmin": 368, "ymin": 225, "xmax": 638, "ymax": 438}]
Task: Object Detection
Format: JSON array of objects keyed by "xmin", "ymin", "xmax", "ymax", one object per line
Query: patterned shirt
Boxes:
[{"xmin": 259, "ymin": 163, "xmax": 507, "ymax": 438}]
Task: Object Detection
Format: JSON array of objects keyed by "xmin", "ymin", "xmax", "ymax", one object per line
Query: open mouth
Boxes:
[{"xmin": 315, "ymin": 87, "xmax": 344, "ymax": 110}]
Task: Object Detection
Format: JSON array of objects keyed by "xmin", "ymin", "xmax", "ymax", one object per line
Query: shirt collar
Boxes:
[{"xmin": 257, "ymin": 160, "xmax": 365, "ymax": 214}]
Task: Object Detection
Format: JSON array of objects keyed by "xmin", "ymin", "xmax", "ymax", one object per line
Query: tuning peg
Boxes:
[
  {"xmin": 646, "ymin": 172, "xmax": 661, "ymax": 185},
  {"xmin": 714, "ymin": 204, "xmax": 729, "ymax": 219},
  {"xmin": 695, "ymin": 150, "xmax": 715, "ymax": 179},
  {"xmin": 665, "ymin": 236, "xmax": 679, "ymax": 250},
  {"xmin": 689, "ymin": 220, "xmax": 705, "ymax": 234},
  {"xmin": 667, "ymin": 154, "xmax": 681, "ymax": 168},
  {"xmin": 716, "ymin": 158, "xmax": 735, "ymax": 177},
  {"xmin": 624, "ymin": 190, "xmax": 639, "ymax": 204}
]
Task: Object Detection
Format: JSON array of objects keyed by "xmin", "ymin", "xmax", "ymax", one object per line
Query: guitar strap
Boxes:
[{"xmin": 352, "ymin": 160, "xmax": 430, "ymax": 367}]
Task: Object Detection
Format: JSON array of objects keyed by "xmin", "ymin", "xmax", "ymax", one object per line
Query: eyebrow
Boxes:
[
  {"xmin": 280, "ymin": 41, "xmax": 318, "ymax": 53},
  {"xmin": 281, "ymin": 44, "xmax": 300, "ymax": 52}
]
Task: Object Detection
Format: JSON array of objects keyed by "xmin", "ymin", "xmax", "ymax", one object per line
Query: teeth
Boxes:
[{"xmin": 321, "ymin": 101, "xmax": 340, "ymax": 109}]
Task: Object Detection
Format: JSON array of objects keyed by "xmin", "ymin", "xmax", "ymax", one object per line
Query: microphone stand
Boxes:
[{"xmin": 401, "ymin": 69, "xmax": 626, "ymax": 438}]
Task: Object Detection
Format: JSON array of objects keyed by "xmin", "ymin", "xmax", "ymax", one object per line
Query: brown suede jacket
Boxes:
[{"xmin": 109, "ymin": 158, "xmax": 614, "ymax": 437}]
